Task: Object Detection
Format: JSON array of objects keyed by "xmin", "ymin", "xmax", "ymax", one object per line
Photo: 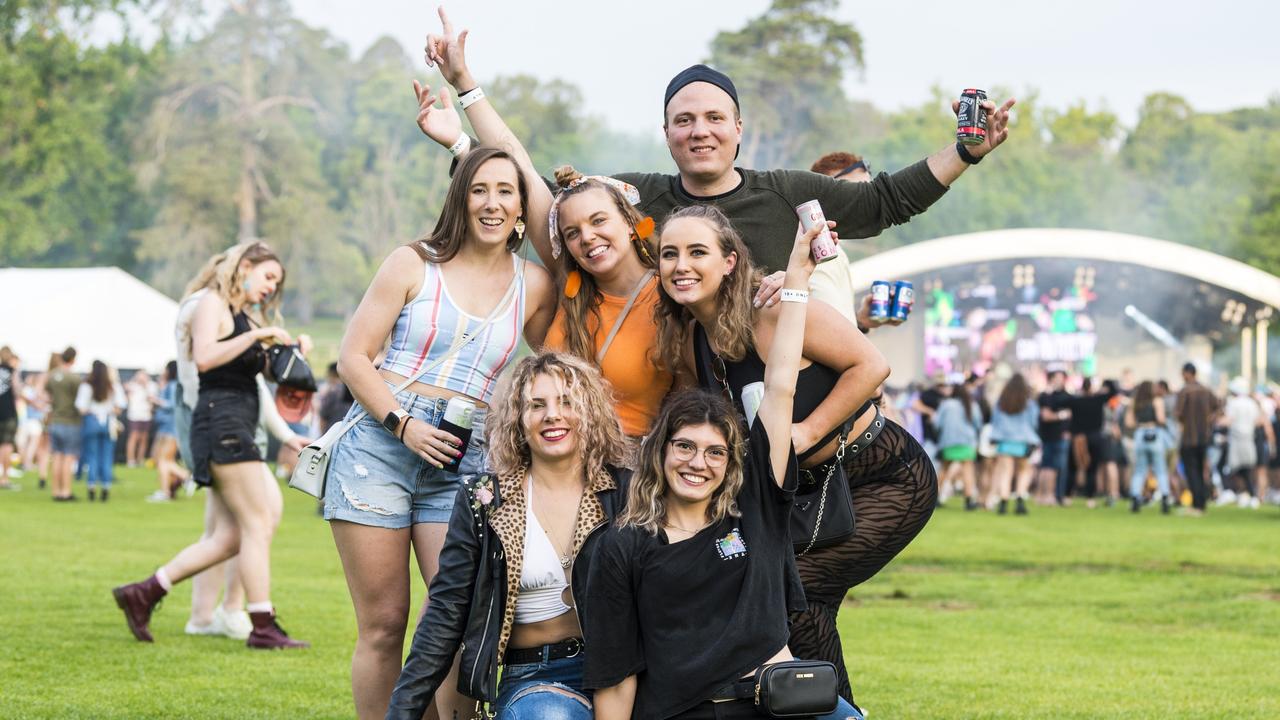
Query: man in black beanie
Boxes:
[{"xmin": 420, "ymin": 12, "xmax": 1014, "ymax": 314}]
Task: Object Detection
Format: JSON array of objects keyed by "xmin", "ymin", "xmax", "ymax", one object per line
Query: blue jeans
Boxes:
[
  {"xmin": 494, "ymin": 653, "xmax": 591, "ymax": 720},
  {"xmin": 1040, "ymin": 437, "xmax": 1070, "ymax": 500},
  {"xmin": 1131, "ymin": 429, "xmax": 1169, "ymax": 498},
  {"xmin": 82, "ymin": 416, "xmax": 115, "ymax": 489}
]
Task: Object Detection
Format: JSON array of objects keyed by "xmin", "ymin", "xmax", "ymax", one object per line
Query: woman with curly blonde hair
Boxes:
[{"xmin": 387, "ymin": 351, "xmax": 630, "ymax": 719}]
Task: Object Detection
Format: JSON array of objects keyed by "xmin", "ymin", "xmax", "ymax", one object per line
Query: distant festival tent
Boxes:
[{"xmin": 0, "ymin": 267, "xmax": 179, "ymax": 372}]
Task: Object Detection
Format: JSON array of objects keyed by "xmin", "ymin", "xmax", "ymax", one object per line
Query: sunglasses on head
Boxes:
[{"xmin": 834, "ymin": 160, "xmax": 870, "ymax": 179}]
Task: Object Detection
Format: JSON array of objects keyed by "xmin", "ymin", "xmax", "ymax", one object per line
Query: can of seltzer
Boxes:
[
  {"xmin": 869, "ymin": 281, "xmax": 892, "ymax": 321},
  {"xmin": 794, "ymin": 200, "xmax": 840, "ymax": 264},
  {"xmin": 890, "ymin": 281, "xmax": 914, "ymax": 321},
  {"xmin": 438, "ymin": 397, "xmax": 476, "ymax": 474},
  {"xmin": 956, "ymin": 88, "xmax": 988, "ymax": 146},
  {"xmin": 741, "ymin": 382, "xmax": 765, "ymax": 428}
]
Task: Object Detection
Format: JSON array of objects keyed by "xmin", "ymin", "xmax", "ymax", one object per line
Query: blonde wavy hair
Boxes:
[
  {"xmin": 654, "ymin": 205, "xmax": 760, "ymax": 375},
  {"xmin": 486, "ymin": 352, "xmax": 630, "ymax": 478},
  {"xmin": 551, "ymin": 165, "xmax": 657, "ymax": 365},
  {"xmin": 617, "ymin": 388, "xmax": 746, "ymax": 535},
  {"xmin": 211, "ymin": 241, "xmax": 286, "ymax": 328}
]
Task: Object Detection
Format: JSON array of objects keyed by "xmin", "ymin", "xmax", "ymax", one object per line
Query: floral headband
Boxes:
[{"xmin": 547, "ymin": 175, "xmax": 643, "ymax": 259}]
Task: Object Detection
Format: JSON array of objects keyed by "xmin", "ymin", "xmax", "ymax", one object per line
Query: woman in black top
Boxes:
[
  {"xmin": 385, "ymin": 351, "xmax": 630, "ymax": 719},
  {"xmin": 653, "ymin": 205, "xmax": 935, "ymax": 703},
  {"xmin": 112, "ymin": 242, "xmax": 307, "ymax": 649},
  {"xmin": 585, "ymin": 223, "xmax": 861, "ymax": 719}
]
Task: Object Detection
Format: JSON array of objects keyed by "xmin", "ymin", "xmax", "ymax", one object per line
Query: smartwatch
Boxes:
[{"xmin": 382, "ymin": 408, "xmax": 409, "ymax": 435}]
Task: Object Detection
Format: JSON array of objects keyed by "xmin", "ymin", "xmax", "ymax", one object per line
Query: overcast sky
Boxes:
[{"xmin": 284, "ymin": 0, "xmax": 1280, "ymax": 139}]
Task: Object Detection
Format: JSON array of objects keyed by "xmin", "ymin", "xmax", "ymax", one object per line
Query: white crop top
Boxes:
[{"xmin": 514, "ymin": 477, "xmax": 573, "ymax": 625}]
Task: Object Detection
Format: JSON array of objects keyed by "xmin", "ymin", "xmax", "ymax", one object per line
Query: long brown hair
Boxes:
[
  {"xmin": 654, "ymin": 205, "xmax": 760, "ymax": 374},
  {"xmin": 619, "ymin": 389, "xmax": 746, "ymax": 535},
  {"xmin": 551, "ymin": 166, "xmax": 656, "ymax": 364},
  {"xmin": 88, "ymin": 360, "xmax": 112, "ymax": 402},
  {"xmin": 1132, "ymin": 380, "xmax": 1155, "ymax": 414},
  {"xmin": 412, "ymin": 147, "xmax": 527, "ymax": 264},
  {"xmin": 486, "ymin": 352, "xmax": 630, "ymax": 478},
  {"xmin": 997, "ymin": 373, "xmax": 1032, "ymax": 415}
]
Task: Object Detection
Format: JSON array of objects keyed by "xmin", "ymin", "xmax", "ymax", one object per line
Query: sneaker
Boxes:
[
  {"xmin": 146, "ymin": 490, "xmax": 171, "ymax": 503},
  {"xmin": 997, "ymin": 499, "xmax": 1008, "ymax": 515},
  {"xmin": 1247, "ymin": 496, "xmax": 1261, "ymax": 510},
  {"xmin": 1237, "ymin": 493, "xmax": 1252, "ymax": 509},
  {"xmin": 1215, "ymin": 490, "xmax": 1237, "ymax": 506},
  {"xmin": 964, "ymin": 497, "xmax": 978, "ymax": 512},
  {"xmin": 184, "ymin": 613, "xmax": 224, "ymax": 636},
  {"xmin": 7, "ymin": 467, "xmax": 23, "ymax": 479},
  {"xmin": 246, "ymin": 611, "xmax": 309, "ymax": 649},
  {"xmin": 1014, "ymin": 497, "xmax": 1028, "ymax": 515},
  {"xmin": 87, "ymin": 488, "xmax": 96, "ymax": 502},
  {"xmin": 221, "ymin": 609, "xmax": 253, "ymax": 640},
  {"xmin": 183, "ymin": 478, "xmax": 197, "ymax": 497},
  {"xmin": 1131, "ymin": 497, "xmax": 1141, "ymax": 513},
  {"xmin": 38, "ymin": 478, "xmax": 47, "ymax": 489}
]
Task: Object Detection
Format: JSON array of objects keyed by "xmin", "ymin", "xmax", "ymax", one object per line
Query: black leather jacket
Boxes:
[{"xmin": 385, "ymin": 465, "xmax": 630, "ymax": 719}]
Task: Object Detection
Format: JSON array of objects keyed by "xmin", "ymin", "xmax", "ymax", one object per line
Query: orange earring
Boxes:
[{"xmin": 564, "ymin": 270, "xmax": 582, "ymax": 299}]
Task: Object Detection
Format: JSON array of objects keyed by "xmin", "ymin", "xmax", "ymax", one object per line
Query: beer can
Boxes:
[
  {"xmin": 439, "ymin": 397, "xmax": 476, "ymax": 474},
  {"xmin": 869, "ymin": 281, "xmax": 892, "ymax": 321},
  {"xmin": 794, "ymin": 200, "xmax": 839, "ymax": 264},
  {"xmin": 890, "ymin": 280, "xmax": 914, "ymax": 321},
  {"xmin": 741, "ymin": 381, "xmax": 765, "ymax": 428},
  {"xmin": 956, "ymin": 88, "xmax": 988, "ymax": 146}
]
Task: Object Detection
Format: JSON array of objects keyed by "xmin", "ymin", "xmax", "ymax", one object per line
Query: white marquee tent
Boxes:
[{"xmin": 0, "ymin": 267, "xmax": 179, "ymax": 373}]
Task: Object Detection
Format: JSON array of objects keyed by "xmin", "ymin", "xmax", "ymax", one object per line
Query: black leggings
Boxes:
[{"xmin": 789, "ymin": 419, "xmax": 938, "ymax": 702}]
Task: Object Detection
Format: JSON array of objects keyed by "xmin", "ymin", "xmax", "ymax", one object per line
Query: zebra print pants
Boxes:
[{"xmin": 789, "ymin": 418, "xmax": 938, "ymax": 702}]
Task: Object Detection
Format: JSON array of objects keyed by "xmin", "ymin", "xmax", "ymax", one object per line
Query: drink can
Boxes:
[
  {"xmin": 890, "ymin": 281, "xmax": 914, "ymax": 321},
  {"xmin": 956, "ymin": 88, "xmax": 988, "ymax": 146},
  {"xmin": 741, "ymin": 381, "xmax": 765, "ymax": 428},
  {"xmin": 794, "ymin": 200, "xmax": 839, "ymax": 264},
  {"xmin": 439, "ymin": 397, "xmax": 476, "ymax": 473},
  {"xmin": 869, "ymin": 281, "xmax": 892, "ymax": 321}
]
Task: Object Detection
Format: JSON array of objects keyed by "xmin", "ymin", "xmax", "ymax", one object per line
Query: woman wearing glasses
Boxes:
[
  {"xmin": 585, "ymin": 222, "xmax": 862, "ymax": 719},
  {"xmin": 652, "ymin": 205, "xmax": 936, "ymax": 705}
]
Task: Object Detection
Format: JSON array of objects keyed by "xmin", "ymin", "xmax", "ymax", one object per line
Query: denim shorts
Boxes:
[
  {"xmin": 49, "ymin": 422, "xmax": 81, "ymax": 455},
  {"xmin": 495, "ymin": 653, "xmax": 591, "ymax": 720},
  {"xmin": 322, "ymin": 383, "xmax": 487, "ymax": 528}
]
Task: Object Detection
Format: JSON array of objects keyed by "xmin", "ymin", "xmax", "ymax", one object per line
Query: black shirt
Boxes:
[
  {"xmin": 1038, "ymin": 390, "xmax": 1072, "ymax": 440},
  {"xmin": 1068, "ymin": 393, "xmax": 1114, "ymax": 435},
  {"xmin": 198, "ymin": 308, "xmax": 264, "ymax": 394},
  {"xmin": 582, "ymin": 421, "xmax": 802, "ymax": 719},
  {"xmin": 918, "ymin": 387, "xmax": 944, "ymax": 443},
  {"xmin": 0, "ymin": 366, "xmax": 15, "ymax": 421}
]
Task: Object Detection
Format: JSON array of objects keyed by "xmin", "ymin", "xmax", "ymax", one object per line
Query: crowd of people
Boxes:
[
  {"xmin": 897, "ymin": 365, "xmax": 1280, "ymax": 516},
  {"xmin": 3, "ymin": 7, "xmax": 1266, "ymax": 720}
]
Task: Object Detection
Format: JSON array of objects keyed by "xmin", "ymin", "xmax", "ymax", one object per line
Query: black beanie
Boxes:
[{"xmin": 664, "ymin": 64, "xmax": 739, "ymax": 112}]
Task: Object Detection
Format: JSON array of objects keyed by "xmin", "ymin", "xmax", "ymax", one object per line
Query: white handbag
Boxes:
[{"xmin": 289, "ymin": 262, "xmax": 524, "ymax": 498}]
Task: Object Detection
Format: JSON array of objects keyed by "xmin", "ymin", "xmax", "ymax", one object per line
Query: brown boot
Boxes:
[
  {"xmin": 246, "ymin": 611, "xmax": 309, "ymax": 650},
  {"xmin": 111, "ymin": 575, "xmax": 167, "ymax": 642}
]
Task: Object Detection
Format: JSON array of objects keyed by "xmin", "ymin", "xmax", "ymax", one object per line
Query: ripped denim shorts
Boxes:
[
  {"xmin": 495, "ymin": 653, "xmax": 591, "ymax": 720},
  {"xmin": 322, "ymin": 382, "xmax": 488, "ymax": 528}
]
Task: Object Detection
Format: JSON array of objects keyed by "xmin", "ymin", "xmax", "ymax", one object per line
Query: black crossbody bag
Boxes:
[
  {"xmin": 790, "ymin": 431, "xmax": 854, "ymax": 555},
  {"xmin": 753, "ymin": 660, "xmax": 839, "ymax": 717}
]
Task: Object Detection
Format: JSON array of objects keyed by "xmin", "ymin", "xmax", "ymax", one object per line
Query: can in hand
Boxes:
[
  {"xmin": 794, "ymin": 200, "xmax": 840, "ymax": 264},
  {"xmin": 741, "ymin": 381, "xmax": 765, "ymax": 429},
  {"xmin": 956, "ymin": 88, "xmax": 988, "ymax": 146},
  {"xmin": 869, "ymin": 281, "xmax": 892, "ymax": 321},
  {"xmin": 890, "ymin": 280, "xmax": 914, "ymax": 321},
  {"xmin": 438, "ymin": 397, "xmax": 476, "ymax": 474}
]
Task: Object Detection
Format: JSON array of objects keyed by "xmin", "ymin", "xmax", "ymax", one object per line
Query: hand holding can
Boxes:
[{"xmin": 794, "ymin": 200, "xmax": 840, "ymax": 264}]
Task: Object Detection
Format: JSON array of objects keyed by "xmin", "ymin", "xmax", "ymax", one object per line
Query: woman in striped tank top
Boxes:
[{"xmin": 325, "ymin": 144, "xmax": 556, "ymax": 719}]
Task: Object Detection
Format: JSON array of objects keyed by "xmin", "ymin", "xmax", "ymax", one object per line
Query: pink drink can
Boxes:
[{"xmin": 794, "ymin": 200, "xmax": 839, "ymax": 264}]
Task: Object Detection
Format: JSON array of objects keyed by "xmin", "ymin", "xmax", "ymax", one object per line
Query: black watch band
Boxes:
[{"xmin": 955, "ymin": 141, "xmax": 982, "ymax": 165}]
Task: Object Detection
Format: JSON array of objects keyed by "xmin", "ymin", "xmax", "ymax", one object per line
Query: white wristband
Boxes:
[
  {"xmin": 448, "ymin": 134, "xmax": 471, "ymax": 157},
  {"xmin": 458, "ymin": 86, "xmax": 486, "ymax": 110},
  {"xmin": 779, "ymin": 289, "xmax": 809, "ymax": 304}
]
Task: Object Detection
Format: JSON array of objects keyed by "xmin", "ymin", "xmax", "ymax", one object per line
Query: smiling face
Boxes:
[
  {"xmin": 522, "ymin": 372, "xmax": 580, "ymax": 464},
  {"xmin": 558, "ymin": 188, "xmax": 637, "ymax": 279},
  {"xmin": 658, "ymin": 216, "xmax": 736, "ymax": 308},
  {"xmin": 663, "ymin": 82, "xmax": 742, "ymax": 184},
  {"xmin": 662, "ymin": 422, "xmax": 730, "ymax": 509},
  {"xmin": 467, "ymin": 158, "xmax": 523, "ymax": 248},
  {"xmin": 240, "ymin": 259, "xmax": 284, "ymax": 305}
]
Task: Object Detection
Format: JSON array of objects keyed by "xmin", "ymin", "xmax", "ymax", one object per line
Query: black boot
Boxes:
[
  {"xmin": 997, "ymin": 499, "xmax": 1008, "ymax": 515},
  {"xmin": 1015, "ymin": 497, "xmax": 1028, "ymax": 515},
  {"xmin": 1131, "ymin": 497, "xmax": 1141, "ymax": 513},
  {"xmin": 964, "ymin": 496, "xmax": 978, "ymax": 512},
  {"xmin": 1160, "ymin": 495, "xmax": 1170, "ymax": 514},
  {"xmin": 88, "ymin": 488, "xmax": 96, "ymax": 502}
]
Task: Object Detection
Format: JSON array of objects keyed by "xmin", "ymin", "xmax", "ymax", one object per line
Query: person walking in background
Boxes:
[
  {"xmin": 18, "ymin": 359, "xmax": 52, "ymax": 488},
  {"xmin": 990, "ymin": 373, "xmax": 1040, "ymax": 515},
  {"xmin": 45, "ymin": 347, "xmax": 82, "ymax": 502},
  {"xmin": 75, "ymin": 360, "xmax": 126, "ymax": 502},
  {"xmin": 124, "ymin": 370, "xmax": 157, "ymax": 468},
  {"xmin": 0, "ymin": 346, "xmax": 21, "ymax": 490},
  {"xmin": 147, "ymin": 361, "xmax": 190, "ymax": 502},
  {"xmin": 1126, "ymin": 381, "xmax": 1171, "ymax": 514},
  {"xmin": 935, "ymin": 380, "xmax": 982, "ymax": 510},
  {"xmin": 1174, "ymin": 362, "xmax": 1217, "ymax": 515}
]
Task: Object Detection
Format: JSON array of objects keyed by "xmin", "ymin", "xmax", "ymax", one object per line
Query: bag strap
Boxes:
[
  {"xmin": 596, "ymin": 270, "xmax": 654, "ymax": 364},
  {"xmin": 798, "ymin": 429, "xmax": 848, "ymax": 556},
  {"xmin": 319, "ymin": 258, "xmax": 526, "ymax": 448}
]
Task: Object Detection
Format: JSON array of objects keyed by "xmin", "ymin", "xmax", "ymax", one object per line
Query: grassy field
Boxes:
[{"xmin": 2, "ymin": 468, "xmax": 1278, "ymax": 719}]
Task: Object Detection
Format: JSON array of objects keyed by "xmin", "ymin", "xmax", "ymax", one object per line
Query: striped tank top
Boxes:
[{"xmin": 381, "ymin": 254, "xmax": 527, "ymax": 404}]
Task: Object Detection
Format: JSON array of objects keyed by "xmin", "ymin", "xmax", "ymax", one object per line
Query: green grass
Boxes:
[{"xmin": 3, "ymin": 470, "xmax": 1279, "ymax": 719}]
